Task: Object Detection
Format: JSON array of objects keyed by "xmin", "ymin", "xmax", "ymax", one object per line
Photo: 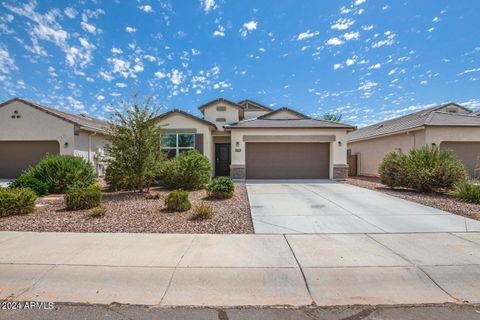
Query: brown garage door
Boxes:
[
  {"xmin": 0, "ymin": 141, "xmax": 60, "ymax": 178},
  {"xmin": 246, "ymin": 143, "xmax": 330, "ymax": 179},
  {"xmin": 441, "ymin": 142, "xmax": 480, "ymax": 178}
]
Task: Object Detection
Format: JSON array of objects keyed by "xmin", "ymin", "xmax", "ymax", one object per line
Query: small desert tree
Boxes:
[
  {"xmin": 105, "ymin": 95, "xmax": 163, "ymax": 192},
  {"xmin": 322, "ymin": 113, "xmax": 343, "ymax": 122}
]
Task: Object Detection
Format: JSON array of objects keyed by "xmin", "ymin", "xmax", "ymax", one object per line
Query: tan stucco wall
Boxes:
[
  {"xmin": 425, "ymin": 127, "xmax": 480, "ymax": 145},
  {"xmin": 157, "ymin": 113, "xmax": 214, "ymax": 163},
  {"xmin": 262, "ymin": 110, "xmax": 304, "ymax": 120},
  {"xmin": 203, "ymin": 101, "xmax": 240, "ymax": 130},
  {"xmin": 0, "ymin": 100, "xmax": 75, "ymax": 155},
  {"xmin": 229, "ymin": 128, "xmax": 349, "ymax": 179},
  {"xmin": 348, "ymin": 130, "xmax": 426, "ymax": 176},
  {"xmin": 74, "ymin": 131, "xmax": 108, "ymax": 174}
]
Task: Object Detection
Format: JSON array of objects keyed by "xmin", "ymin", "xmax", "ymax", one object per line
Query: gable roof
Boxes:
[
  {"xmin": 425, "ymin": 111, "xmax": 480, "ymax": 126},
  {"xmin": 238, "ymin": 99, "xmax": 273, "ymax": 111},
  {"xmin": 0, "ymin": 97, "xmax": 110, "ymax": 133},
  {"xmin": 224, "ymin": 118, "xmax": 355, "ymax": 129},
  {"xmin": 347, "ymin": 102, "xmax": 474, "ymax": 142},
  {"xmin": 258, "ymin": 107, "xmax": 310, "ymax": 120},
  {"xmin": 155, "ymin": 108, "xmax": 217, "ymax": 129},
  {"xmin": 198, "ymin": 98, "xmax": 244, "ymax": 112}
]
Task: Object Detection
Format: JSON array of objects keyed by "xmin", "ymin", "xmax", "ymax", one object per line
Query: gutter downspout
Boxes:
[{"xmin": 88, "ymin": 132, "xmax": 97, "ymax": 167}]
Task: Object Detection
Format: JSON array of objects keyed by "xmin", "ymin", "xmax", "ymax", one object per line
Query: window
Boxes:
[
  {"xmin": 216, "ymin": 106, "xmax": 226, "ymax": 111},
  {"xmin": 216, "ymin": 117, "xmax": 226, "ymax": 122},
  {"xmin": 161, "ymin": 133, "xmax": 195, "ymax": 157}
]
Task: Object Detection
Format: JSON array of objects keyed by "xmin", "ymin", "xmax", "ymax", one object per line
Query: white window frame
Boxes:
[{"xmin": 161, "ymin": 133, "xmax": 195, "ymax": 156}]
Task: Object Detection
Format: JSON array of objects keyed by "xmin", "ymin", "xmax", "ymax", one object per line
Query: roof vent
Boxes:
[
  {"xmin": 376, "ymin": 124, "xmax": 384, "ymax": 129},
  {"xmin": 78, "ymin": 113, "xmax": 92, "ymax": 119}
]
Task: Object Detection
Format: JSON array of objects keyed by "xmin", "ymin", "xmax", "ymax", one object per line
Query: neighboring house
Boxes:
[
  {"xmin": 347, "ymin": 102, "xmax": 480, "ymax": 178},
  {"xmin": 155, "ymin": 98, "xmax": 355, "ymax": 180},
  {"xmin": 0, "ymin": 98, "xmax": 109, "ymax": 178}
]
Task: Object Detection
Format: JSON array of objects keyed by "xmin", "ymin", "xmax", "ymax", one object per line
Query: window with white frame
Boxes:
[{"xmin": 161, "ymin": 133, "xmax": 195, "ymax": 158}]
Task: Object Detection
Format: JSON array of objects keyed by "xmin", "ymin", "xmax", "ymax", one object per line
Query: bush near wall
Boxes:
[
  {"xmin": 18, "ymin": 155, "xmax": 96, "ymax": 194},
  {"xmin": 64, "ymin": 184, "xmax": 102, "ymax": 210},
  {"xmin": 379, "ymin": 146, "xmax": 467, "ymax": 192},
  {"xmin": 207, "ymin": 177, "xmax": 235, "ymax": 199},
  {"xmin": 160, "ymin": 151, "xmax": 211, "ymax": 190},
  {"xmin": 0, "ymin": 188, "xmax": 37, "ymax": 217},
  {"xmin": 452, "ymin": 180, "xmax": 480, "ymax": 203},
  {"xmin": 9, "ymin": 175, "xmax": 49, "ymax": 196}
]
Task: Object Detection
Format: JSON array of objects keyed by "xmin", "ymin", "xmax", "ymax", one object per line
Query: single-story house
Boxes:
[
  {"xmin": 347, "ymin": 102, "xmax": 480, "ymax": 178},
  {"xmin": 155, "ymin": 98, "xmax": 355, "ymax": 180},
  {"xmin": 0, "ymin": 98, "xmax": 109, "ymax": 178}
]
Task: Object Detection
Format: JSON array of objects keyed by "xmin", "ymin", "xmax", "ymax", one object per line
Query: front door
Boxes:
[{"xmin": 215, "ymin": 144, "xmax": 231, "ymax": 176}]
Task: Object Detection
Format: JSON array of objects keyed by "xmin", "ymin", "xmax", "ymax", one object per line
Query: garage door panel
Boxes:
[
  {"xmin": 246, "ymin": 143, "xmax": 330, "ymax": 179},
  {"xmin": 0, "ymin": 141, "xmax": 60, "ymax": 178},
  {"xmin": 440, "ymin": 142, "xmax": 480, "ymax": 178}
]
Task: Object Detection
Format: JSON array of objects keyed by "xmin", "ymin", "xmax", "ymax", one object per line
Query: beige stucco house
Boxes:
[
  {"xmin": 347, "ymin": 102, "xmax": 480, "ymax": 178},
  {"xmin": 155, "ymin": 98, "xmax": 355, "ymax": 180},
  {"xmin": 0, "ymin": 98, "xmax": 109, "ymax": 178}
]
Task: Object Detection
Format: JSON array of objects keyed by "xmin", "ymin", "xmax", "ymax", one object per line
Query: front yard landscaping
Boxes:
[
  {"xmin": 347, "ymin": 176, "xmax": 480, "ymax": 221},
  {"xmin": 0, "ymin": 184, "xmax": 253, "ymax": 233}
]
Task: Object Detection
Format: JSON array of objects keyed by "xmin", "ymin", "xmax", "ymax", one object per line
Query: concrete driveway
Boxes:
[{"xmin": 247, "ymin": 180, "xmax": 480, "ymax": 234}]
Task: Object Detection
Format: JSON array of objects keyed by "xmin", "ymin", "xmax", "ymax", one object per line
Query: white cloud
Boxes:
[
  {"xmin": 97, "ymin": 95, "xmax": 105, "ymax": 101},
  {"xmin": 326, "ymin": 37, "xmax": 344, "ymax": 46},
  {"xmin": 116, "ymin": 82, "xmax": 127, "ymax": 88},
  {"xmin": 213, "ymin": 81, "xmax": 231, "ymax": 89},
  {"xmin": 358, "ymin": 81, "xmax": 378, "ymax": 91},
  {"xmin": 369, "ymin": 63, "xmax": 381, "ymax": 69},
  {"xmin": 343, "ymin": 31, "xmax": 359, "ymax": 40},
  {"xmin": 355, "ymin": 0, "xmax": 366, "ymax": 5},
  {"xmin": 240, "ymin": 21, "xmax": 257, "ymax": 37},
  {"xmin": 81, "ymin": 21, "xmax": 96, "ymax": 34},
  {"xmin": 345, "ymin": 58, "xmax": 356, "ymax": 66},
  {"xmin": 213, "ymin": 25, "xmax": 225, "ymax": 37},
  {"xmin": 191, "ymin": 48, "xmax": 200, "ymax": 55},
  {"xmin": 331, "ymin": 18, "xmax": 355, "ymax": 30},
  {"xmin": 154, "ymin": 71, "xmax": 166, "ymax": 79},
  {"xmin": 107, "ymin": 58, "xmax": 134, "ymax": 78},
  {"xmin": 125, "ymin": 26, "xmax": 136, "ymax": 33},
  {"xmin": 433, "ymin": 17, "xmax": 440, "ymax": 22},
  {"xmin": 144, "ymin": 54, "xmax": 156, "ymax": 62},
  {"xmin": 169, "ymin": 69, "xmax": 184, "ymax": 85},
  {"xmin": 388, "ymin": 68, "xmax": 397, "ymax": 75},
  {"xmin": 99, "ymin": 71, "xmax": 114, "ymax": 82},
  {"xmin": 201, "ymin": 0, "xmax": 217, "ymax": 13},
  {"xmin": 64, "ymin": 7, "xmax": 77, "ymax": 19},
  {"xmin": 457, "ymin": 68, "xmax": 480, "ymax": 76},
  {"xmin": 333, "ymin": 63, "xmax": 342, "ymax": 70},
  {"xmin": 362, "ymin": 24, "xmax": 374, "ymax": 31},
  {"xmin": 67, "ymin": 96, "xmax": 85, "ymax": 110},
  {"xmin": 111, "ymin": 47, "xmax": 123, "ymax": 54},
  {"xmin": 0, "ymin": 45, "xmax": 17, "ymax": 74},
  {"xmin": 259, "ymin": 47, "xmax": 266, "ymax": 52},
  {"xmin": 139, "ymin": 5, "xmax": 154, "ymax": 13},
  {"xmin": 372, "ymin": 31, "xmax": 396, "ymax": 48},
  {"xmin": 420, "ymin": 80, "xmax": 428, "ymax": 85},
  {"xmin": 427, "ymin": 27, "xmax": 435, "ymax": 32},
  {"xmin": 296, "ymin": 30, "xmax": 319, "ymax": 41}
]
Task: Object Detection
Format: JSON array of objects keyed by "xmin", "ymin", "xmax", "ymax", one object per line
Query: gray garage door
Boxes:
[
  {"xmin": 0, "ymin": 141, "xmax": 60, "ymax": 178},
  {"xmin": 440, "ymin": 141, "xmax": 480, "ymax": 178},
  {"xmin": 246, "ymin": 143, "xmax": 330, "ymax": 179}
]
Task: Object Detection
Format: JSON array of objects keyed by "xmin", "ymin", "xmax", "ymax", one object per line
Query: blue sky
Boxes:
[{"xmin": 1, "ymin": 0, "xmax": 479, "ymax": 126}]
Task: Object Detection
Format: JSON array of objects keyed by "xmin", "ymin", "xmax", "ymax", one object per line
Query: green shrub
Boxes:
[
  {"xmin": 452, "ymin": 180, "xmax": 480, "ymax": 203},
  {"xmin": 9, "ymin": 175, "xmax": 48, "ymax": 196},
  {"xmin": 378, "ymin": 146, "xmax": 467, "ymax": 192},
  {"xmin": 164, "ymin": 189, "xmax": 191, "ymax": 212},
  {"xmin": 207, "ymin": 177, "xmax": 235, "ymax": 199},
  {"xmin": 91, "ymin": 204, "xmax": 107, "ymax": 217},
  {"xmin": 22, "ymin": 155, "xmax": 96, "ymax": 194},
  {"xmin": 191, "ymin": 203, "xmax": 214, "ymax": 220},
  {"xmin": 0, "ymin": 188, "xmax": 37, "ymax": 217},
  {"xmin": 64, "ymin": 184, "xmax": 102, "ymax": 210},
  {"xmin": 160, "ymin": 151, "xmax": 211, "ymax": 190}
]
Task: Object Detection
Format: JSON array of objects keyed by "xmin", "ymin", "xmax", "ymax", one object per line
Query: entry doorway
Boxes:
[{"xmin": 215, "ymin": 143, "xmax": 231, "ymax": 176}]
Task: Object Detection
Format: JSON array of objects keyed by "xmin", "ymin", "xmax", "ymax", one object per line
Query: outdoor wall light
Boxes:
[
  {"xmin": 338, "ymin": 141, "xmax": 342, "ymax": 147},
  {"xmin": 64, "ymin": 142, "xmax": 69, "ymax": 148},
  {"xmin": 236, "ymin": 142, "xmax": 240, "ymax": 147},
  {"xmin": 431, "ymin": 143, "xmax": 437, "ymax": 147}
]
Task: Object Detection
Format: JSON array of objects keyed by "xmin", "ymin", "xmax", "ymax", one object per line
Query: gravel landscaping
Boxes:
[
  {"xmin": 347, "ymin": 176, "xmax": 480, "ymax": 221},
  {"xmin": 0, "ymin": 184, "xmax": 253, "ymax": 234}
]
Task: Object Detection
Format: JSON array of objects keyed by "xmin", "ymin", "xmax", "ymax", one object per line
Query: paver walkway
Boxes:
[
  {"xmin": 247, "ymin": 181, "xmax": 480, "ymax": 233},
  {"xmin": 1, "ymin": 231, "xmax": 479, "ymax": 306}
]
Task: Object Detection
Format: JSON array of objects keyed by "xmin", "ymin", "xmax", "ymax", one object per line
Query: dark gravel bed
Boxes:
[
  {"xmin": 0, "ymin": 184, "xmax": 254, "ymax": 234},
  {"xmin": 347, "ymin": 176, "xmax": 480, "ymax": 221}
]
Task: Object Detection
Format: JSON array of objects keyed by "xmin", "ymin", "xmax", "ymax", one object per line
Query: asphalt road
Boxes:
[{"xmin": 1, "ymin": 303, "xmax": 480, "ymax": 320}]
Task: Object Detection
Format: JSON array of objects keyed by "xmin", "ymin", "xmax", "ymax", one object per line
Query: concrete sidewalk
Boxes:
[{"xmin": 0, "ymin": 231, "xmax": 479, "ymax": 306}]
